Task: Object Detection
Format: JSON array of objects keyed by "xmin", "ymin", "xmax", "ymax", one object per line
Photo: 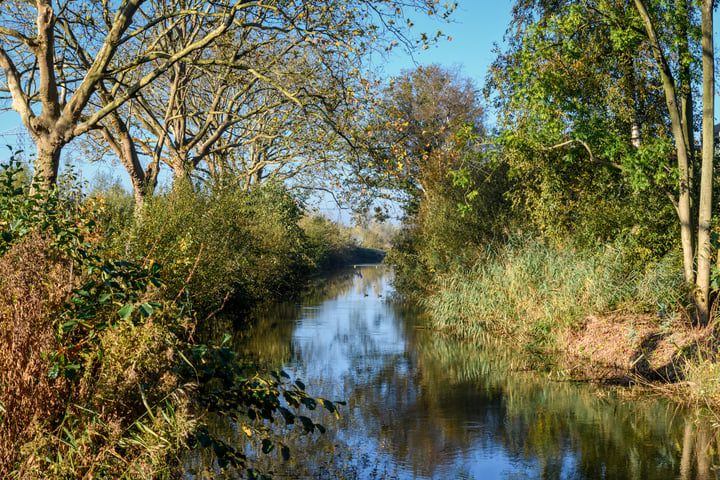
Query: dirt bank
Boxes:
[{"xmin": 560, "ymin": 313, "xmax": 713, "ymax": 385}]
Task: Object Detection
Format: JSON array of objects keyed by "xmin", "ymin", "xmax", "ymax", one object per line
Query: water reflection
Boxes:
[{"xmin": 184, "ymin": 266, "xmax": 720, "ymax": 479}]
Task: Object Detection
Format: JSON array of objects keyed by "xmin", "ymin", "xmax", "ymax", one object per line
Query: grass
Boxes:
[{"xmin": 423, "ymin": 235, "xmax": 687, "ymax": 348}]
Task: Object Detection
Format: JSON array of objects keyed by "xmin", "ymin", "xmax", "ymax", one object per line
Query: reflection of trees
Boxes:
[
  {"xmin": 186, "ymin": 266, "xmax": 720, "ymax": 479},
  {"xmin": 406, "ymin": 332, "xmax": 719, "ymax": 480}
]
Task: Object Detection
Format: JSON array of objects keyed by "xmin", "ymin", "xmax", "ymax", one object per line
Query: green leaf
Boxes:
[
  {"xmin": 221, "ymin": 333, "xmax": 232, "ymax": 345},
  {"xmin": 61, "ymin": 320, "xmax": 78, "ymax": 332},
  {"xmin": 138, "ymin": 303, "xmax": 153, "ymax": 317},
  {"xmin": 98, "ymin": 293, "xmax": 112, "ymax": 303},
  {"xmin": 298, "ymin": 415, "xmax": 315, "ymax": 433},
  {"xmin": 118, "ymin": 304, "xmax": 134, "ymax": 320}
]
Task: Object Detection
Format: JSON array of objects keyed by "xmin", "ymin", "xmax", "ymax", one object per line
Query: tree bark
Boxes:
[
  {"xmin": 633, "ymin": 0, "xmax": 695, "ymax": 284},
  {"xmin": 695, "ymin": 0, "xmax": 715, "ymax": 324},
  {"xmin": 32, "ymin": 134, "xmax": 63, "ymax": 191}
]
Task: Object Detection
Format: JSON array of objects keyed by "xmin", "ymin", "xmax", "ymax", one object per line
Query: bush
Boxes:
[
  {"xmin": 386, "ymin": 158, "xmax": 514, "ymax": 293},
  {"xmin": 126, "ymin": 181, "xmax": 311, "ymax": 314},
  {"xmin": 0, "ymin": 159, "xmax": 193, "ymax": 477},
  {"xmin": 0, "ymin": 158, "xmax": 348, "ymax": 478},
  {"xmin": 300, "ymin": 215, "xmax": 358, "ymax": 270}
]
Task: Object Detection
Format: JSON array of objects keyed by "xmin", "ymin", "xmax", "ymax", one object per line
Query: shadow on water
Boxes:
[{"xmin": 183, "ymin": 265, "xmax": 720, "ymax": 479}]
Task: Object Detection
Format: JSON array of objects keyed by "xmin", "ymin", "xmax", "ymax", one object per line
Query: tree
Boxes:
[
  {"xmin": 359, "ymin": 64, "xmax": 486, "ymax": 214},
  {"xmin": 0, "ymin": 0, "xmax": 247, "ymax": 191},
  {"xmin": 487, "ymin": 0, "xmax": 677, "ymax": 247},
  {"xmin": 0, "ymin": 0, "xmax": 457, "ymax": 200},
  {"xmin": 489, "ymin": 0, "xmax": 716, "ymax": 321},
  {"xmin": 84, "ymin": 30, "xmax": 363, "ymax": 201}
]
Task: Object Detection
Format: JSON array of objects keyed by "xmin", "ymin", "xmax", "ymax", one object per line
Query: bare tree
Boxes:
[{"xmin": 0, "ymin": 0, "xmax": 456, "ymax": 200}]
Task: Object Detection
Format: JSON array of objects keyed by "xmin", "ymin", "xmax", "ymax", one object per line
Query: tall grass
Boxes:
[{"xmin": 423, "ymin": 236, "xmax": 686, "ymax": 346}]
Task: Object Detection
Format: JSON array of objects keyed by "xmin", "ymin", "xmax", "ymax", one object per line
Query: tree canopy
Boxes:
[{"xmin": 0, "ymin": 0, "xmax": 457, "ymax": 198}]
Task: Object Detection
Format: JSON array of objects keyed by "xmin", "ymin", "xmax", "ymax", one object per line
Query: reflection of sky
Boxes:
[
  {"xmin": 190, "ymin": 265, "xmax": 710, "ymax": 480},
  {"xmin": 280, "ymin": 266, "xmax": 543, "ymax": 479},
  {"xmin": 287, "ymin": 267, "xmax": 403, "ymax": 397}
]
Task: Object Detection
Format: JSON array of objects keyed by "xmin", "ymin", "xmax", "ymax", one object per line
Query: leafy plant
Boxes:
[{"xmin": 184, "ymin": 335, "xmax": 345, "ymax": 475}]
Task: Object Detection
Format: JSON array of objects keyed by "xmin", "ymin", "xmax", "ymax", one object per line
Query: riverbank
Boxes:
[
  {"xmin": 417, "ymin": 236, "xmax": 720, "ymax": 410},
  {"xmin": 0, "ymin": 165, "xmax": 360, "ymax": 479}
]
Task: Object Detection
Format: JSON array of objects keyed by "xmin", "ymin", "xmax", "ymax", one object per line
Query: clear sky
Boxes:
[{"xmin": 375, "ymin": 2, "xmax": 512, "ymax": 82}]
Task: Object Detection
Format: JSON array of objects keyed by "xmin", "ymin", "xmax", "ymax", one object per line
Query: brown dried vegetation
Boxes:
[{"xmin": 0, "ymin": 232, "xmax": 72, "ymax": 474}]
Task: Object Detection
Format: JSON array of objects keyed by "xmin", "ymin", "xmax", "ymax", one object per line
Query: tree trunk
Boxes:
[
  {"xmin": 31, "ymin": 135, "xmax": 62, "ymax": 192},
  {"xmin": 633, "ymin": 0, "xmax": 695, "ymax": 283},
  {"xmin": 695, "ymin": 0, "xmax": 715, "ymax": 324}
]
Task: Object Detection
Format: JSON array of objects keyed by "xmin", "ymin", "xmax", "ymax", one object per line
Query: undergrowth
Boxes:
[{"xmin": 0, "ymin": 158, "xmax": 346, "ymax": 478}]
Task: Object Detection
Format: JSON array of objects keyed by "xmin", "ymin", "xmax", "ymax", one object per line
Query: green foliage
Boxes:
[
  {"xmin": 0, "ymin": 156, "xmax": 97, "ymax": 259},
  {"xmin": 127, "ymin": 181, "xmax": 311, "ymax": 314},
  {"xmin": 88, "ymin": 172, "xmax": 136, "ymax": 236},
  {"xmin": 0, "ymin": 159, "xmax": 194, "ymax": 478},
  {"xmin": 184, "ymin": 337, "xmax": 344, "ymax": 474},
  {"xmin": 48, "ymin": 258, "xmax": 166, "ymax": 381},
  {"xmin": 485, "ymin": 1, "xmax": 680, "ymax": 255},
  {"xmin": 300, "ymin": 215, "xmax": 358, "ymax": 270},
  {"xmin": 0, "ymin": 161, "xmax": 350, "ymax": 478},
  {"xmin": 386, "ymin": 149, "xmax": 515, "ymax": 293}
]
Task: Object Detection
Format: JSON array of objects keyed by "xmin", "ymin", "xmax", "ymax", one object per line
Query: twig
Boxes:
[
  {"xmin": 543, "ymin": 138, "xmax": 623, "ymax": 170},
  {"xmin": 174, "ymin": 242, "xmax": 204, "ymax": 304}
]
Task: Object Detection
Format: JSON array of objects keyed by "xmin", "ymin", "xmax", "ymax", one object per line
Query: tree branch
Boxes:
[{"xmin": 543, "ymin": 138, "xmax": 623, "ymax": 170}]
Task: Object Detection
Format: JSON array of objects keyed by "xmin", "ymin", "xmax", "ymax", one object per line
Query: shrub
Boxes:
[
  {"xmin": 300, "ymin": 215, "xmax": 358, "ymax": 270},
  {"xmin": 126, "ymin": 181, "xmax": 311, "ymax": 314},
  {"xmin": 0, "ymin": 159, "xmax": 193, "ymax": 478}
]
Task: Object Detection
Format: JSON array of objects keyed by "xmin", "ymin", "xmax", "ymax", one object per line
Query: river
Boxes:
[{"xmin": 183, "ymin": 265, "xmax": 720, "ymax": 479}]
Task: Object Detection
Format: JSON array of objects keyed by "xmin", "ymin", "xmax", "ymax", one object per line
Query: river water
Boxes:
[{"xmin": 184, "ymin": 265, "xmax": 720, "ymax": 479}]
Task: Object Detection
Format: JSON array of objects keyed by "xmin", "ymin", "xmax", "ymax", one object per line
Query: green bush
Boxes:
[
  {"xmin": 125, "ymin": 181, "xmax": 311, "ymax": 314},
  {"xmin": 386, "ymin": 158, "xmax": 514, "ymax": 293},
  {"xmin": 0, "ymin": 158, "xmax": 192, "ymax": 478},
  {"xmin": 300, "ymin": 215, "xmax": 358, "ymax": 270}
]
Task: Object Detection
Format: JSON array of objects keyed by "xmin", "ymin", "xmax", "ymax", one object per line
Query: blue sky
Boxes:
[{"xmin": 377, "ymin": 2, "xmax": 512, "ymax": 82}]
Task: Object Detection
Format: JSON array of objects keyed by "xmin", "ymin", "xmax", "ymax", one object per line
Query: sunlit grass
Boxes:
[{"xmin": 423, "ymin": 236, "xmax": 686, "ymax": 347}]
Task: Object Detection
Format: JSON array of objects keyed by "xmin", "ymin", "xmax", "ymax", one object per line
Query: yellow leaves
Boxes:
[{"xmin": 241, "ymin": 424, "xmax": 253, "ymax": 437}]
